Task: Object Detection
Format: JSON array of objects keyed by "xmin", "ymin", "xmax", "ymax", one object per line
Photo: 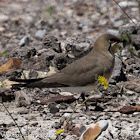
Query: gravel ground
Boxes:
[{"xmin": 0, "ymin": 0, "xmax": 140, "ymax": 140}]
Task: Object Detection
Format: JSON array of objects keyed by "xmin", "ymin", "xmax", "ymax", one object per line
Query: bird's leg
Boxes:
[{"xmin": 80, "ymin": 92, "xmax": 89, "ymax": 111}]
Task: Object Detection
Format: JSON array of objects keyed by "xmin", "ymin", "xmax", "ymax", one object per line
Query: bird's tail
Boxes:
[{"xmin": 10, "ymin": 78, "xmax": 44, "ymax": 89}]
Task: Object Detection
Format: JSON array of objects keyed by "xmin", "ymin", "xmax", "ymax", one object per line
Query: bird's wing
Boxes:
[{"xmin": 27, "ymin": 53, "xmax": 104, "ymax": 88}]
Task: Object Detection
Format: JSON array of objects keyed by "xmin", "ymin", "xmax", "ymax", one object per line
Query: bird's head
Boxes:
[{"xmin": 94, "ymin": 34, "xmax": 122, "ymax": 55}]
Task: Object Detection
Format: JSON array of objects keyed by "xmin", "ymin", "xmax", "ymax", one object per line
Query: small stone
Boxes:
[
  {"xmin": 97, "ymin": 137, "xmax": 108, "ymax": 140},
  {"xmin": 29, "ymin": 70, "xmax": 38, "ymax": 79},
  {"xmin": 0, "ymin": 58, "xmax": 21, "ymax": 76},
  {"xmin": 21, "ymin": 15, "xmax": 33, "ymax": 24},
  {"xmin": 17, "ymin": 107, "xmax": 29, "ymax": 114},
  {"xmin": 99, "ymin": 19, "xmax": 107, "ymax": 26},
  {"xmin": 45, "ymin": 50, "xmax": 55, "ymax": 61},
  {"xmin": 59, "ymin": 92, "xmax": 73, "ymax": 96},
  {"xmin": 0, "ymin": 14, "xmax": 9, "ymax": 22},
  {"xmin": 35, "ymin": 29, "xmax": 46, "ymax": 39},
  {"xmin": 134, "ymin": 70, "xmax": 140, "ymax": 74},
  {"xmin": 126, "ymin": 90, "xmax": 135, "ymax": 95},
  {"xmin": 113, "ymin": 20, "xmax": 124, "ymax": 28},
  {"xmin": 21, "ymin": 127, "xmax": 28, "ymax": 135},
  {"xmin": 54, "ymin": 56, "xmax": 67, "ymax": 70},
  {"xmin": 0, "ymin": 27, "xmax": 5, "ymax": 32},
  {"xmin": 37, "ymin": 48, "xmax": 47, "ymax": 54},
  {"xmin": 45, "ymin": 129, "xmax": 57, "ymax": 140},
  {"xmin": 15, "ymin": 90, "xmax": 31, "ymax": 107},
  {"xmin": 67, "ymin": 53, "xmax": 75, "ymax": 59},
  {"xmin": 75, "ymin": 42, "xmax": 90, "ymax": 52},
  {"xmin": 63, "ymin": 113, "xmax": 71, "ymax": 118},
  {"xmin": 112, "ymin": 112, "xmax": 121, "ymax": 118},
  {"xmin": 50, "ymin": 106, "xmax": 59, "ymax": 114},
  {"xmin": 25, "ymin": 136, "xmax": 37, "ymax": 140},
  {"xmin": 97, "ymin": 120, "xmax": 108, "ymax": 131},
  {"xmin": 0, "ymin": 131, "xmax": 4, "ymax": 139},
  {"xmin": 121, "ymin": 49, "xmax": 127, "ymax": 56},
  {"xmin": 65, "ymin": 135, "xmax": 77, "ymax": 140},
  {"xmin": 80, "ymin": 123, "xmax": 101, "ymax": 140},
  {"xmin": 131, "ymin": 8, "xmax": 139, "ymax": 12},
  {"xmin": 51, "ymin": 122, "xmax": 61, "ymax": 129},
  {"xmin": 7, "ymin": 138, "xmax": 16, "ymax": 140},
  {"xmin": 118, "ymin": 1, "xmax": 137, "ymax": 8},
  {"xmin": 107, "ymin": 29, "xmax": 119, "ymax": 37},
  {"xmin": 43, "ymin": 36, "xmax": 62, "ymax": 53},
  {"xmin": 18, "ymin": 36, "xmax": 29, "ymax": 47}
]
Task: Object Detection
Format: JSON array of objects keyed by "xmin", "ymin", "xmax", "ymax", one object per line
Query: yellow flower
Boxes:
[
  {"xmin": 97, "ymin": 76, "xmax": 108, "ymax": 90},
  {"xmin": 0, "ymin": 81, "xmax": 2, "ymax": 87},
  {"xmin": 56, "ymin": 129, "xmax": 64, "ymax": 135}
]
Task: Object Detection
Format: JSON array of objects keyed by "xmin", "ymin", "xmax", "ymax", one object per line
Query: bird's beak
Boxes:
[
  {"xmin": 110, "ymin": 41, "xmax": 122, "ymax": 54},
  {"xmin": 112, "ymin": 42, "xmax": 119, "ymax": 45},
  {"xmin": 115, "ymin": 39, "xmax": 126, "ymax": 48},
  {"xmin": 112, "ymin": 41, "xmax": 120, "ymax": 47}
]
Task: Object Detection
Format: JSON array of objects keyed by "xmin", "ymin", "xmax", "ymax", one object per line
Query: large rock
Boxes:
[{"xmin": 119, "ymin": 24, "xmax": 140, "ymax": 50}]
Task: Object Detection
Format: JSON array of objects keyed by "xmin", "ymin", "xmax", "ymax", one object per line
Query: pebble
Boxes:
[
  {"xmin": 63, "ymin": 113, "xmax": 71, "ymax": 118},
  {"xmin": 0, "ymin": 14, "xmax": 9, "ymax": 22},
  {"xmin": 7, "ymin": 138, "xmax": 16, "ymax": 140},
  {"xmin": 0, "ymin": 27, "xmax": 5, "ymax": 32},
  {"xmin": 22, "ymin": 15, "xmax": 33, "ymax": 24},
  {"xmin": 106, "ymin": 29, "xmax": 119, "ymax": 37},
  {"xmin": 134, "ymin": 70, "xmax": 140, "ymax": 74},
  {"xmin": 99, "ymin": 19, "xmax": 107, "ymax": 26},
  {"xmin": 35, "ymin": 29, "xmax": 46, "ymax": 39},
  {"xmin": 9, "ymin": 3, "xmax": 22, "ymax": 11},
  {"xmin": 97, "ymin": 120, "xmax": 108, "ymax": 131},
  {"xmin": 80, "ymin": 120, "xmax": 109, "ymax": 140},
  {"xmin": 17, "ymin": 108, "xmax": 29, "ymax": 114},
  {"xmin": 126, "ymin": 90, "xmax": 135, "ymax": 95},
  {"xmin": 118, "ymin": 1, "xmax": 137, "ymax": 8},
  {"xmin": 45, "ymin": 50, "xmax": 55, "ymax": 60},
  {"xmin": 121, "ymin": 49, "xmax": 127, "ymax": 56},
  {"xmin": 0, "ymin": 131, "xmax": 4, "ymax": 139},
  {"xmin": 65, "ymin": 135, "xmax": 77, "ymax": 140},
  {"xmin": 50, "ymin": 106, "xmax": 59, "ymax": 114},
  {"xmin": 18, "ymin": 36, "xmax": 29, "ymax": 47},
  {"xmin": 75, "ymin": 42, "xmax": 90, "ymax": 52},
  {"xmin": 15, "ymin": 91, "xmax": 31, "ymax": 107},
  {"xmin": 59, "ymin": 92, "xmax": 73, "ymax": 96},
  {"xmin": 113, "ymin": 20, "xmax": 124, "ymax": 28},
  {"xmin": 45, "ymin": 129, "xmax": 57, "ymax": 140},
  {"xmin": 112, "ymin": 112, "xmax": 121, "ymax": 118},
  {"xmin": 97, "ymin": 137, "xmax": 108, "ymax": 140},
  {"xmin": 109, "ymin": 126, "xmax": 119, "ymax": 139},
  {"xmin": 67, "ymin": 53, "xmax": 75, "ymax": 59},
  {"xmin": 25, "ymin": 135, "xmax": 37, "ymax": 140},
  {"xmin": 131, "ymin": 7, "xmax": 139, "ymax": 12},
  {"xmin": 21, "ymin": 127, "xmax": 27, "ymax": 136}
]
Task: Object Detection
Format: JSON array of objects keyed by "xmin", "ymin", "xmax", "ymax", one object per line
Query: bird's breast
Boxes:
[{"xmin": 101, "ymin": 54, "xmax": 115, "ymax": 80}]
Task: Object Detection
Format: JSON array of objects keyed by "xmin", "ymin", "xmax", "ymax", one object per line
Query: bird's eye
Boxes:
[{"xmin": 109, "ymin": 39, "xmax": 117, "ymax": 43}]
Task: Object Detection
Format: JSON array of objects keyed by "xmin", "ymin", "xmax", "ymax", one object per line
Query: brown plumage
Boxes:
[{"xmin": 14, "ymin": 34, "xmax": 122, "ymax": 93}]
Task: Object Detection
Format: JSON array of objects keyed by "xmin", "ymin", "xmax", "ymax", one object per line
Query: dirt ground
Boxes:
[{"xmin": 0, "ymin": 0, "xmax": 140, "ymax": 140}]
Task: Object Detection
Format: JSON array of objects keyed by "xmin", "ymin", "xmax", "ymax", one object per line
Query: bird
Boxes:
[{"xmin": 12, "ymin": 34, "xmax": 122, "ymax": 93}]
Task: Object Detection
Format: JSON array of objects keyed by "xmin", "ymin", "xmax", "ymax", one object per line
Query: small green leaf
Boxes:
[
  {"xmin": 128, "ymin": 48, "xmax": 134, "ymax": 54},
  {"xmin": 121, "ymin": 32, "xmax": 131, "ymax": 45},
  {"xmin": 2, "ymin": 51, "xmax": 8, "ymax": 57},
  {"xmin": 45, "ymin": 6, "xmax": 54, "ymax": 14}
]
